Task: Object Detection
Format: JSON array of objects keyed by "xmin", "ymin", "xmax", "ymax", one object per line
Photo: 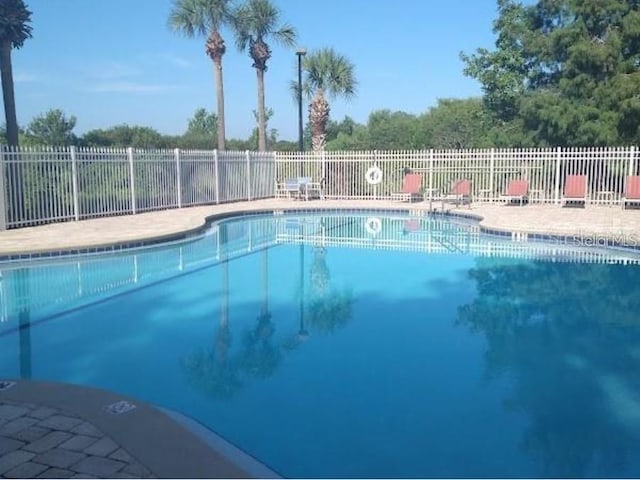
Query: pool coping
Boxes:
[
  {"xmin": 0, "ymin": 379, "xmax": 280, "ymax": 479},
  {"xmin": 1, "ymin": 203, "xmax": 640, "ymax": 263}
]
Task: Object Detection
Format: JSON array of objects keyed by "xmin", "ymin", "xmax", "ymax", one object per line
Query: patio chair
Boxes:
[
  {"xmin": 391, "ymin": 173, "xmax": 423, "ymax": 202},
  {"xmin": 402, "ymin": 219, "xmax": 421, "ymax": 234},
  {"xmin": 502, "ymin": 179, "xmax": 529, "ymax": 206},
  {"xmin": 441, "ymin": 179, "xmax": 472, "ymax": 209},
  {"xmin": 276, "ymin": 177, "xmax": 324, "ymax": 200},
  {"xmin": 622, "ymin": 175, "xmax": 640, "ymax": 209},
  {"xmin": 276, "ymin": 177, "xmax": 303, "ymax": 199},
  {"xmin": 299, "ymin": 177, "xmax": 325, "ymax": 200},
  {"xmin": 562, "ymin": 175, "xmax": 587, "ymax": 207}
]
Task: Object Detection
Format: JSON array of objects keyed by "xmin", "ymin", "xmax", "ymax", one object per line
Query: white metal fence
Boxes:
[
  {"xmin": 0, "ymin": 146, "xmax": 275, "ymax": 229},
  {"xmin": 1, "ymin": 146, "xmax": 638, "ymax": 230},
  {"xmin": 274, "ymin": 147, "xmax": 638, "ymax": 203}
]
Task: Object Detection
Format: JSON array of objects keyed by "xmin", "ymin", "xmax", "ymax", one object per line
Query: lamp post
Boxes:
[{"xmin": 296, "ymin": 48, "xmax": 307, "ymax": 156}]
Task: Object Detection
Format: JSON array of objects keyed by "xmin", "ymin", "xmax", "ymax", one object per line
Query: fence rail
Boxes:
[{"xmin": 1, "ymin": 145, "xmax": 638, "ymax": 229}]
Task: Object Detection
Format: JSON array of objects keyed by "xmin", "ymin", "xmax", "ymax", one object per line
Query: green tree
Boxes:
[
  {"xmin": 462, "ymin": 0, "xmax": 640, "ymax": 146},
  {"xmin": 80, "ymin": 125, "xmax": 170, "ymax": 148},
  {"xmin": 325, "ymin": 116, "xmax": 357, "ymax": 143},
  {"xmin": 232, "ymin": 0, "xmax": 296, "ymax": 151},
  {"xmin": 24, "ymin": 109, "xmax": 77, "ymax": 146},
  {"xmin": 326, "ymin": 124, "xmax": 370, "ymax": 150},
  {"xmin": 169, "ymin": 0, "xmax": 232, "ymax": 150},
  {"xmin": 420, "ymin": 98, "xmax": 491, "ymax": 149},
  {"xmin": 366, "ymin": 110, "xmax": 421, "ymax": 150},
  {"xmin": 180, "ymin": 108, "xmax": 217, "ymax": 149},
  {"xmin": 297, "ymin": 48, "xmax": 357, "ymax": 151},
  {"xmin": 245, "ymin": 107, "xmax": 277, "ymax": 150},
  {"xmin": 0, "ymin": 0, "xmax": 32, "ymax": 146}
]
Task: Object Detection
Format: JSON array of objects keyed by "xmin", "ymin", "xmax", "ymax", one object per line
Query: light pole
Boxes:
[{"xmin": 296, "ymin": 48, "xmax": 307, "ymax": 155}]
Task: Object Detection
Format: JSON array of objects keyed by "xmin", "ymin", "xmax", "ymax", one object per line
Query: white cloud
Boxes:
[
  {"xmin": 86, "ymin": 82, "xmax": 180, "ymax": 94},
  {"xmin": 14, "ymin": 73, "xmax": 37, "ymax": 83},
  {"xmin": 87, "ymin": 62, "xmax": 141, "ymax": 80},
  {"xmin": 161, "ymin": 54, "xmax": 192, "ymax": 68}
]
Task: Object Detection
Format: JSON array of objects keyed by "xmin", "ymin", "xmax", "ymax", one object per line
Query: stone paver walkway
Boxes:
[{"xmin": 0, "ymin": 401, "xmax": 153, "ymax": 479}]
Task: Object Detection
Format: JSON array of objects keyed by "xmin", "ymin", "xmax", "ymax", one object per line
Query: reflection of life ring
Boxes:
[
  {"xmin": 365, "ymin": 166, "xmax": 383, "ymax": 185},
  {"xmin": 365, "ymin": 217, "xmax": 382, "ymax": 235}
]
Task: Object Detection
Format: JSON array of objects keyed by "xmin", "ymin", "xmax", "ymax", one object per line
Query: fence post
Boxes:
[
  {"xmin": 554, "ymin": 146, "xmax": 562, "ymax": 205},
  {"xmin": 0, "ymin": 148, "xmax": 6, "ymax": 231},
  {"xmin": 372, "ymin": 150, "xmax": 378, "ymax": 200},
  {"xmin": 127, "ymin": 147, "xmax": 137, "ymax": 214},
  {"xmin": 489, "ymin": 148, "xmax": 495, "ymax": 202},
  {"xmin": 246, "ymin": 150, "xmax": 252, "ymax": 201},
  {"xmin": 70, "ymin": 146, "xmax": 80, "ymax": 221},
  {"xmin": 174, "ymin": 148, "xmax": 182, "ymax": 208},
  {"xmin": 214, "ymin": 149, "xmax": 220, "ymax": 204},
  {"xmin": 628, "ymin": 145, "xmax": 636, "ymax": 177},
  {"xmin": 428, "ymin": 149, "xmax": 434, "ymax": 193},
  {"xmin": 272, "ymin": 151, "xmax": 278, "ymax": 198}
]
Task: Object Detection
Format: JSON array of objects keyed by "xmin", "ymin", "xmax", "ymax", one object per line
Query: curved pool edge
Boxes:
[
  {"xmin": 0, "ymin": 379, "xmax": 274, "ymax": 478},
  {"xmin": 1, "ymin": 200, "xmax": 639, "ymax": 260}
]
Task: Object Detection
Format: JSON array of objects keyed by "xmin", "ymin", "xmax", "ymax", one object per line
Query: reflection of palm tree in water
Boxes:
[
  {"xmin": 307, "ymin": 246, "xmax": 353, "ymax": 334},
  {"xmin": 11, "ymin": 268, "xmax": 32, "ymax": 379},
  {"xmin": 240, "ymin": 248, "xmax": 281, "ymax": 378},
  {"xmin": 182, "ymin": 227, "xmax": 241, "ymax": 399}
]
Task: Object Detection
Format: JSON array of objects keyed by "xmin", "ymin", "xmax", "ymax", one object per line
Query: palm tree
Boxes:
[
  {"xmin": 232, "ymin": 0, "xmax": 296, "ymax": 151},
  {"xmin": 0, "ymin": 0, "xmax": 32, "ymax": 146},
  {"xmin": 169, "ymin": 0, "xmax": 231, "ymax": 150},
  {"xmin": 298, "ymin": 48, "xmax": 357, "ymax": 151}
]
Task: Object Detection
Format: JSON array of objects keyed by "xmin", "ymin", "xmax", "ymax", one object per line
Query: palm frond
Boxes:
[
  {"xmin": 0, "ymin": 0, "xmax": 32, "ymax": 48},
  {"xmin": 288, "ymin": 79, "xmax": 313, "ymax": 103},
  {"xmin": 168, "ymin": 0, "xmax": 231, "ymax": 37},
  {"xmin": 230, "ymin": 3, "xmax": 252, "ymax": 50},
  {"xmin": 301, "ymin": 47, "xmax": 358, "ymax": 101},
  {"xmin": 231, "ymin": 0, "xmax": 296, "ymax": 52},
  {"xmin": 272, "ymin": 23, "xmax": 297, "ymax": 47}
]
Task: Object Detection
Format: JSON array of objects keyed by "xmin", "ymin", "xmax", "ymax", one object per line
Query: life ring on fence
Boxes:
[
  {"xmin": 365, "ymin": 166, "xmax": 383, "ymax": 185},
  {"xmin": 365, "ymin": 217, "xmax": 382, "ymax": 235}
]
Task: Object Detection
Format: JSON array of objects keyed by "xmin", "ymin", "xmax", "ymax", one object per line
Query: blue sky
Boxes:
[{"xmin": 13, "ymin": 0, "xmax": 498, "ymax": 141}]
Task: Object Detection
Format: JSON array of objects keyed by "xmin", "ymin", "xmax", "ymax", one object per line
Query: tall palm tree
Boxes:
[
  {"xmin": 0, "ymin": 0, "xmax": 32, "ymax": 146},
  {"xmin": 169, "ymin": 0, "xmax": 231, "ymax": 150},
  {"xmin": 298, "ymin": 48, "xmax": 357, "ymax": 151},
  {"xmin": 232, "ymin": 0, "xmax": 296, "ymax": 151}
]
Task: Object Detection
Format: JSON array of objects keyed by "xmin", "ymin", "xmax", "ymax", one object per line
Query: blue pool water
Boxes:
[{"xmin": 2, "ymin": 212, "xmax": 640, "ymax": 478}]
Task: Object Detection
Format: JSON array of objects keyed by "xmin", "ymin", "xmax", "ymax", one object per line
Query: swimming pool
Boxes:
[{"xmin": 1, "ymin": 210, "xmax": 640, "ymax": 478}]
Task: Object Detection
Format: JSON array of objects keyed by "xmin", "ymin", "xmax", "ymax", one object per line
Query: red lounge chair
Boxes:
[
  {"xmin": 502, "ymin": 179, "xmax": 529, "ymax": 206},
  {"xmin": 403, "ymin": 219, "xmax": 421, "ymax": 233},
  {"xmin": 562, "ymin": 175, "xmax": 587, "ymax": 206},
  {"xmin": 442, "ymin": 179, "xmax": 472, "ymax": 208},
  {"xmin": 391, "ymin": 173, "xmax": 423, "ymax": 202},
  {"xmin": 622, "ymin": 175, "xmax": 640, "ymax": 209}
]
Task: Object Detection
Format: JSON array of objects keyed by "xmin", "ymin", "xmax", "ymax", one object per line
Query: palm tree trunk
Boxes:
[
  {"xmin": 256, "ymin": 68, "xmax": 267, "ymax": 152},
  {"xmin": 0, "ymin": 41, "xmax": 19, "ymax": 146},
  {"xmin": 213, "ymin": 59, "xmax": 226, "ymax": 151},
  {"xmin": 310, "ymin": 90, "xmax": 330, "ymax": 152},
  {"xmin": 261, "ymin": 248, "xmax": 268, "ymax": 316}
]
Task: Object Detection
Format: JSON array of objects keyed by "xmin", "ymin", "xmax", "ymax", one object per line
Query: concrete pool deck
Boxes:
[{"xmin": 1, "ymin": 198, "xmax": 640, "ymax": 478}]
